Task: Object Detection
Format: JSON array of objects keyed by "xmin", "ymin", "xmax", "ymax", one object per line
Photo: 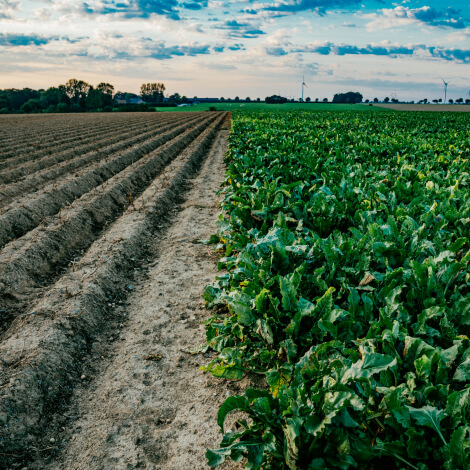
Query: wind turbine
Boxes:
[
  {"xmin": 301, "ymin": 75, "xmax": 307, "ymax": 102},
  {"xmin": 442, "ymin": 79, "xmax": 449, "ymax": 104}
]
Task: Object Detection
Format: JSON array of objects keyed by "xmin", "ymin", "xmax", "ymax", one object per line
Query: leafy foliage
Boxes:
[{"xmin": 203, "ymin": 110, "xmax": 470, "ymax": 469}]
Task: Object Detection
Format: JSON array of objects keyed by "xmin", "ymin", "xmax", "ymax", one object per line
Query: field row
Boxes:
[
  {"xmin": 203, "ymin": 110, "xmax": 470, "ymax": 469},
  {"xmin": 0, "ymin": 111, "xmax": 229, "ymax": 466},
  {"xmin": 0, "ymin": 113, "xmax": 182, "ymax": 157}
]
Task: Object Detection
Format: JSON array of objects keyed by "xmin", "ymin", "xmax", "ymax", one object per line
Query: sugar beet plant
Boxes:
[{"xmin": 203, "ymin": 110, "xmax": 470, "ymax": 469}]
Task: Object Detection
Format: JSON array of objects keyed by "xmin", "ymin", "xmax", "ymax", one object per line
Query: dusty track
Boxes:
[
  {"xmin": 37, "ymin": 124, "xmax": 244, "ymax": 470},
  {"xmin": 0, "ymin": 112, "xmax": 235, "ymax": 469}
]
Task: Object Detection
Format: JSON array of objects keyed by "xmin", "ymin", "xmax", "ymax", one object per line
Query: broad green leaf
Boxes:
[
  {"xmin": 217, "ymin": 396, "xmax": 250, "ymax": 432},
  {"xmin": 407, "ymin": 405, "xmax": 447, "ymax": 445}
]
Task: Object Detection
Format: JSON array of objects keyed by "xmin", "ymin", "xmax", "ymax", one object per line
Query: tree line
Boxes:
[{"xmin": 0, "ymin": 79, "xmax": 183, "ymax": 114}]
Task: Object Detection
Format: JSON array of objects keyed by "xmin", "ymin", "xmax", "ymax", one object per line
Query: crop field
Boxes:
[
  {"xmin": 0, "ymin": 111, "xmax": 231, "ymax": 468},
  {"xmin": 0, "ymin": 109, "xmax": 469, "ymax": 469},
  {"xmin": 203, "ymin": 110, "xmax": 470, "ymax": 469}
]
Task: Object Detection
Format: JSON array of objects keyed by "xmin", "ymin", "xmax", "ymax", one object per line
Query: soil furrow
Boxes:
[
  {"xmin": 0, "ymin": 112, "xmax": 227, "ymax": 468},
  {"xmin": 0, "ymin": 114, "xmax": 195, "ymax": 181},
  {"xmin": 0, "ymin": 114, "xmax": 164, "ymax": 161},
  {"xmin": 0, "ymin": 114, "xmax": 202, "ymax": 207},
  {"xmin": 0, "ymin": 114, "xmax": 218, "ymax": 331},
  {"xmin": 0, "ymin": 114, "xmax": 208, "ymax": 249},
  {"xmin": 0, "ymin": 116, "xmax": 152, "ymax": 161},
  {"xmin": 41, "ymin": 122, "xmax": 241, "ymax": 470},
  {"xmin": 0, "ymin": 117, "xmax": 156, "ymax": 169}
]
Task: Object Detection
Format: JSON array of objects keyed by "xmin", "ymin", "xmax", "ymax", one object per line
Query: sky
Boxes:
[{"xmin": 0, "ymin": 1, "xmax": 469, "ymax": 101}]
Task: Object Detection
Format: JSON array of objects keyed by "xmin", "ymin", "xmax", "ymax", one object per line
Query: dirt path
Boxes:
[{"xmin": 32, "ymin": 129, "xmax": 240, "ymax": 470}]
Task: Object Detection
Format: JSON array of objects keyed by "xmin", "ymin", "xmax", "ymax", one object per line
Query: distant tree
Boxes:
[
  {"xmin": 365, "ymin": 99, "xmax": 369, "ymax": 103},
  {"xmin": 40, "ymin": 87, "xmax": 70, "ymax": 110},
  {"xmin": 220, "ymin": 97, "xmax": 225, "ymax": 101},
  {"xmin": 20, "ymin": 98, "xmax": 42, "ymax": 113},
  {"xmin": 448, "ymin": 99, "xmax": 453, "ymax": 104},
  {"xmin": 256, "ymin": 98, "xmax": 260, "ymax": 102},
  {"xmin": 0, "ymin": 88, "xmax": 40, "ymax": 111},
  {"xmin": 466, "ymin": 99, "xmax": 470, "ymax": 104},
  {"xmin": 0, "ymin": 93, "xmax": 11, "ymax": 111},
  {"xmin": 432, "ymin": 99, "xmax": 439, "ymax": 104},
  {"xmin": 456, "ymin": 98, "xmax": 464, "ymax": 104},
  {"xmin": 140, "ymin": 82, "xmax": 165, "ymax": 103},
  {"xmin": 315, "ymin": 98, "xmax": 319, "ymax": 102},
  {"xmin": 391, "ymin": 98, "xmax": 399, "ymax": 103},
  {"xmin": 234, "ymin": 96, "xmax": 240, "ymax": 101},
  {"xmin": 246, "ymin": 97, "xmax": 251, "ymax": 102},
  {"xmin": 168, "ymin": 93, "xmax": 182, "ymax": 104},
  {"xmin": 56, "ymin": 102, "xmax": 69, "ymax": 113},
  {"xmin": 265, "ymin": 95, "xmax": 287, "ymax": 104},
  {"xmin": 86, "ymin": 83, "xmax": 115, "ymax": 111},
  {"xmin": 383, "ymin": 97, "xmax": 390, "ymax": 103},
  {"xmin": 306, "ymin": 97, "xmax": 311, "ymax": 102},
  {"xmin": 438, "ymin": 98, "xmax": 442, "ymax": 103},
  {"xmin": 333, "ymin": 91, "xmax": 363, "ymax": 104},
  {"xmin": 423, "ymin": 98, "xmax": 428, "ymax": 104},
  {"xmin": 62, "ymin": 79, "xmax": 91, "ymax": 107},
  {"xmin": 96, "ymin": 83, "xmax": 114, "ymax": 107},
  {"xmin": 322, "ymin": 98, "xmax": 328, "ymax": 102},
  {"xmin": 373, "ymin": 97, "xmax": 378, "ymax": 103}
]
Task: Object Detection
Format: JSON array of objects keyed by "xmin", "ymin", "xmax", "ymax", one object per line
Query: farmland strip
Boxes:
[
  {"xmin": 0, "ymin": 114, "xmax": 163, "ymax": 160},
  {"xmin": 0, "ymin": 114, "xmax": 201, "ymax": 207},
  {"xmin": 0, "ymin": 114, "xmax": 218, "ymax": 330},
  {"xmin": 202, "ymin": 110, "xmax": 470, "ymax": 469},
  {"xmin": 0, "ymin": 114, "xmax": 207, "ymax": 248},
  {"xmin": 0, "ymin": 112, "xmax": 226, "ymax": 466},
  {"xmin": 0, "ymin": 114, "xmax": 194, "ymax": 179}
]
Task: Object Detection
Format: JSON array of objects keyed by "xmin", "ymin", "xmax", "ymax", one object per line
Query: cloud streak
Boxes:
[
  {"xmin": 247, "ymin": 0, "xmax": 362, "ymax": 17},
  {"xmin": 268, "ymin": 40, "xmax": 470, "ymax": 63},
  {"xmin": 364, "ymin": 6, "xmax": 468, "ymax": 31},
  {"xmin": 0, "ymin": 0, "xmax": 20, "ymax": 19}
]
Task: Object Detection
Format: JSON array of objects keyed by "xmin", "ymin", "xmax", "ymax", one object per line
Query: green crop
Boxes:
[{"xmin": 203, "ymin": 110, "xmax": 470, "ymax": 469}]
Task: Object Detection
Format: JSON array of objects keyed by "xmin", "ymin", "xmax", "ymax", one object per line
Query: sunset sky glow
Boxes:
[{"xmin": 1, "ymin": 1, "xmax": 469, "ymax": 101}]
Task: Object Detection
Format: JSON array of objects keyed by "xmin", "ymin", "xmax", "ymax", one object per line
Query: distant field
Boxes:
[
  {"xmin": 372, "ymin": 103, "xmax": 470, "ymax": 112},
  {"xmin": 154, "ymin": 102, "xmax": 392, "ymax": 112}
]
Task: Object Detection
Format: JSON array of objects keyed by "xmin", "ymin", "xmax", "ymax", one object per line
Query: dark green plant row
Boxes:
[{"xmin": 202, "ymin": 110, "xmax": 470, "ymax": 469}]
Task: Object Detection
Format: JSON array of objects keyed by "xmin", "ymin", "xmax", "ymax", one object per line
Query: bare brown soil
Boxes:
[
  {"xmin": 371, "ymin": 103, "xmax": 470, "ymax": 112},
  {"xmin": 0, "ymin": 112, "xmax": 243, "ymax": 469}
]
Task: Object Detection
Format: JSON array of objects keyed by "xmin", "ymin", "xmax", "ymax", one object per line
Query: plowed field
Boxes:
[{"xmin": 0, "ymin": 112, "xmax": 239, "ymax": 469}]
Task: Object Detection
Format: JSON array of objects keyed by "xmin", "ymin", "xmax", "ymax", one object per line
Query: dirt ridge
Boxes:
[{"xmin": 0, "ymin": 112, "xmax": 227, "ymax": 467}]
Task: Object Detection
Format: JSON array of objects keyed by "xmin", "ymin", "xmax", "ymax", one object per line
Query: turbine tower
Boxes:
[
  {"xmin": 301, "ymin": 75, "xmax": 307, "ymax": 102},
  {"xmin": 442, "ymin": 79, "xmax": 449, "ymax": 104}
]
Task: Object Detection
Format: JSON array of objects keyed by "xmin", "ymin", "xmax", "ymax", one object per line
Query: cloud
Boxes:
[
  {"xmin": 289, "ymin": 40, "xmax": 470, "ymax": 63},
  {"xmin": 265, "ymin": 46, "xmax": 288, "ymax": 56},
  {"xmin": 67, "ymin": 0, "xmax": 211, "ymax": 20},
  {"xmin": 294, "ymin": 41, "xmax": 416, "ymax": 57},
  {"xmin": 364, "ymin": 6, "xmax": 468, "ymax": 31},
  {"xmin": 0, "ymin": 0, "xmax": 20, "ymax": 19},
  {"xmin": 204, "ymin": 63, "xmax": 237, "ymax": 70},
  {"xmin": 248, "ymin": 0, "xmax": 362, "ymax": 17},
  {"xmin": 0, "ymin": 33, "xmax": 61, "ymax": 46},
  {"xmin": 214, "ymin": 19, "xmax": 266, "ymax": 38},
  {"xmin": 428, "ymin": 47, "xmax": 470, "ymax": 63}
]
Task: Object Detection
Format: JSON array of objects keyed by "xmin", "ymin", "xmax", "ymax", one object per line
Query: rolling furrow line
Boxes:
[
  {"xmin": 0, "ymin": 114, "xmax": 219, "ymax": 330},
  {"xmin": 0, "ymin": 115, "xmax": 157, "ymax": 167},
  {"xmin": 0, "ymin": 114, "xmax": 201, "ymax": 207},
  {"xmin": 0, "ymin": 114, "xmax": 194, "ymax": 176},
  {"xmin": 0, "ymin": 113, "xmax": 226, "ymax": 467},
  {"xmin": 0, "ymin": 114, "xmax": 207, "ymax": 248},
  {"xmin": 0, "ymin": 114, "xmax": 163, "ymax": 160}
]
